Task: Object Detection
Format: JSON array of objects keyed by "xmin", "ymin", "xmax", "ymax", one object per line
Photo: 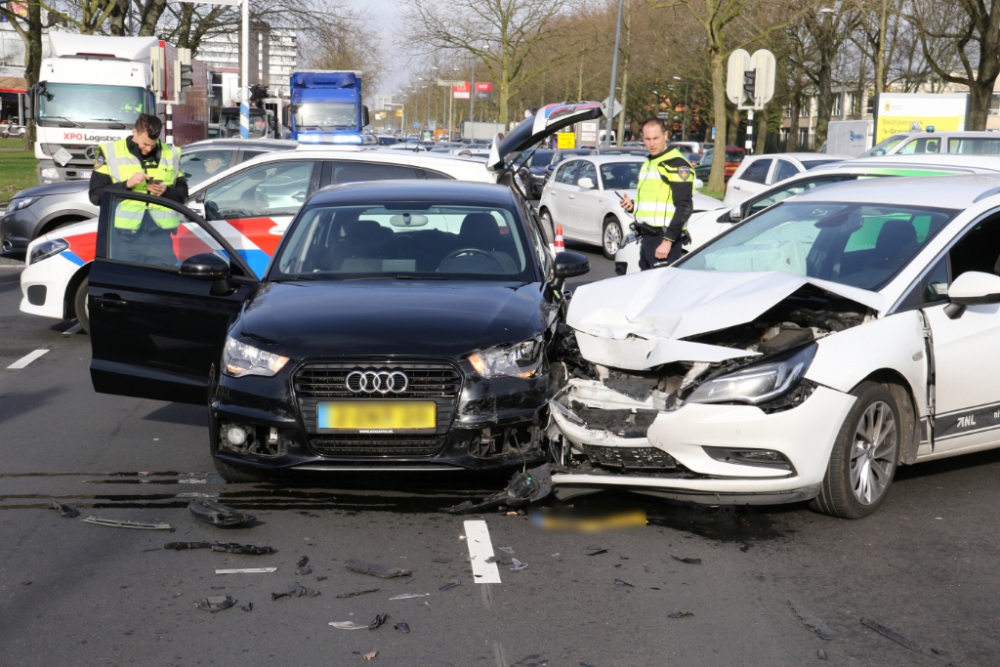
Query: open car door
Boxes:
[
  {"xmin": 487, "ymin": 102, "xmax": 605, "ymax": 174},
  {"xmin": 89, "ymin": 191, "xmax": 259, "ymax": 405}
]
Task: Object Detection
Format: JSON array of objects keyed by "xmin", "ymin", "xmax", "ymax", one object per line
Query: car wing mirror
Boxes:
[
  {"xmin": 577, "ymin": 177, "xmax": 595, "ymax": 189},
  {"xmin": 944, "ymin": 271, "xmax": 1000, "ymax": 319},
  {"xmin": 728, "ymin": 203, "xmax": 743, "ymax": 222},
  {"xmin": 694, "ymin": 178, "xmax": 704, "ymax": 190},
  {"xmin": 551, "ymin": 251, "xmax": 590, "ymax": 290},
  {"xmin": 180, "ymin": 252, "xmax": 234, "ymax": 295}
]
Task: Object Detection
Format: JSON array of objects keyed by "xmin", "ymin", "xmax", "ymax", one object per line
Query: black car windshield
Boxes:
[
  {"xmin": 679, "ymin": 201, "xmax": 957, "ymax": 292},
  {"xmin": 273, "ymin": 204, "xmax": 534, "ymax": 281},
  {"xmin": 528, "ymin": 150, "xmax": 554, "ymax": 167}
]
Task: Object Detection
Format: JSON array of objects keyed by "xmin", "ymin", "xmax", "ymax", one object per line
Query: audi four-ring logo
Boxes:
[{"xmin": 346, "ymin": 370, "xmax": 409, "ymax": 394}]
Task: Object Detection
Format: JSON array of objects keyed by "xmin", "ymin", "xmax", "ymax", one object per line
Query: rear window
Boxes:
[
  {"xmin": 948, "ymin": 138, "xmax": 1000, "ymax": 156},
  {"xmin": 725, "ymin": 150, "xmax": 744, "ymax": 163},
  {"xmin": 801, "ymin": 159, "xmax": 839, "ymax": 170}
]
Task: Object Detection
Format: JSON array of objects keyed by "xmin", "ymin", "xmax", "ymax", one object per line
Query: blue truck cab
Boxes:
[{"xmin": 288, "ymin": 70, "xmax": 371, "ymax": 144}]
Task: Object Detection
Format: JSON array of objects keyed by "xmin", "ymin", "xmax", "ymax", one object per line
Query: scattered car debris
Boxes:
[
  {"xmin": 363, "ymin": 651, "xmax": 377, "ymax": 661},
  {"xmin": 817, "ymin": 648, "xmax": 828, "ymax": 660},
  {"xmin": 316, "ymin": 576, "xmax": 328, "ymax": 581},
  {"xmin": 789, "ymin": 600, "xmax": 837, "ymax": 640},
  {"xmin": 438, "ymin": 581, "xmax": 460, "ymax": 592},
  {"xmin": 394, "ymin": 623, "xmax": 410, "ymax": 633},
  {"xmin": 196, "ymin": 595, "xmax": 237, "ymax": 612},
  {"xmin": 188, "ymin": 499, "xmax": 254, "ymax": 527},
  {"xmin": 216, "ymin": 567, "xmax": 277, "ymax": 574},
  {"xmin": 740, "ymin": 544, "xmax": 750, "ymax": 553},
  {"xmin": 21, "ymin": 581, "xmax": 31, "ymax": 586},
  {"xmin": 271, "ymin": 583, "xmax": 320, "ymax": 600},
  {"xmin": 346, "ymin": 559, "xmax": 412, "ymax": 579},
  {"xmin": 297, "ymin": 556, "xmax": 309, "ymax": 567},
  {"xmin": 48, "ymin": 501, "xmax": 79, "ymax": 518},
  {"xmin": 667, "ymin": 611, "xmax": 694, "ymax": 619},
  {"xmin": 241, "ymin": 601, "xmax": 253, "ymax": 612},
  {"xmin": 931, "ymin": 648, "xmax": 950, "ymax": 656},
  {"xmin": 498, "ymin": 546, "xmax": 515, "ymax": 554},
  {"xmin": 213, "ymin": 543, "xmax": 273, "ymax": 555},
  {"xmin": 431, "ymin": 558, "xmax": 451, "ymax": 563},
  {"xmin": 586, "ymin": 549, "xmax": 608, "ymax": 556},
  {"xmin": 330, "ymin": 621, "xmax": 370, "ymax": 630},
  {"xmin": 389, "ymin": 593, "xmax": 428, "ymax": 601},
  {"xmin": 83, "ymin": 516, "xmax": 172, "ymax": 530},
  {"xmin": 670, "ymin": 555, "xmax": 702, "ymax": 565},
  {"xmin": 337, "ymin": 588, "xmax": 380, "ymax": 599},
  {"xmin": 511, "ymin": 559, "xmax": 528, "ymax": 571},
  {"xmin": 443, "ymin": 465, "xmax": 553, "ymax": 514},
  {"xmin": 296, "ymin": 566, "xmax": 313, "ymax": 576},
  {"xmin": 485, "ymin": 556, "xmax": 512, "ymax": 565},
  {"xmin": 860, "ymin": 617, "xmax": 920, "ymax": 651},
  {"xmin": 368, "ymin": 613, "xmax": 389, "ymax": 631},
  {"xmin": 164, "ymin": 542, "xmax": 212, "ymax": 550},
  {"xmin": 613, "ymin": 579, "xmax": 634, "ymax": 587},
  {"xmin": 580, "ymin": 663, "xmax": 598, "ymax": 667}
]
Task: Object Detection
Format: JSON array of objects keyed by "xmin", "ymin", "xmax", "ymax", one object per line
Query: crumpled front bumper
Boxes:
[{"xmin": 548, "ymin": 379, "xmax": 856, "ymax": 503}]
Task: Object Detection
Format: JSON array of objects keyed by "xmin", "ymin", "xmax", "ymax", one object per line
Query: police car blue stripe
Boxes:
[
  {"xmin": 61, "ymin": 251, "xmax": 85, "ymax": 267},
  {"xmin": 236, "ymin": 248, "xmax": 271, "ymax": 279}
]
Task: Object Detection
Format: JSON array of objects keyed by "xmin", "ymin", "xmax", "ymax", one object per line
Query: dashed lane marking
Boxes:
[
  {"xmin": 464, "ymin": 519, "xmax": 501, "ymax": 584},
  {"xmin": 7, "ymin": 349, "xmax": 50, "ymax": 369}
]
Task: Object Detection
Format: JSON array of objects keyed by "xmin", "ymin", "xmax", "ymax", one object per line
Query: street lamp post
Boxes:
[
  {"xmin": 604, "ymin": 0, "xmax": 626, "ymax": 147},
  {"xmin": 673, "ymin": 76, "xmax": 689, "ymax": 141}
]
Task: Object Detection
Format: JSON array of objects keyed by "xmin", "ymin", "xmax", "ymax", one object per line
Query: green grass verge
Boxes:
[
  {"xmin": 0, "ymin": 149, "xmax": 37, "ymax": 202},
  {"xmin": 700, "ymin": 188, "xmax": 725, "ymax": 201}
]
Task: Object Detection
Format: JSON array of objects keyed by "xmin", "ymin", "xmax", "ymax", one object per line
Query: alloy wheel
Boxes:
[
  {"xmin": 850, "ymin": 400, "xmax": 898, "ymax": 505},
  {"xmin": 603, "ymin": 219, "xmax": 622, "ymax": 257}
]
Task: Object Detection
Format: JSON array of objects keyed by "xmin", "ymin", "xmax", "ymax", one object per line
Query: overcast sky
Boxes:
[{"xmin": 367, "ymin": 0, "xmax": 415, "ymax": 97}]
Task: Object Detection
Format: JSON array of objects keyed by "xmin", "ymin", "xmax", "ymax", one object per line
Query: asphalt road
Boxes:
[{"xmin": 2, "ymin": 252, "xmax": 999, "ymax": 667}]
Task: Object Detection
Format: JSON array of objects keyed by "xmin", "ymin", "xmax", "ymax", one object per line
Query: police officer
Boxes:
[
  {"xmin": 619, "ymin": 118, "xmax": 694, "ymax": 270},
  {"xmin": 89, "ymin": 113, "xmax": 188, "ymax": 266}
]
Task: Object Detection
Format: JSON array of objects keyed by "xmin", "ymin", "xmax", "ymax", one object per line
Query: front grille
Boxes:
[
  {"xmin": 294, "ymin": 360, "xmax": 463, "ymax": 457},
  {"xmin": 310, "ymin": 434, "xmax": 444, "ymax": 456}
]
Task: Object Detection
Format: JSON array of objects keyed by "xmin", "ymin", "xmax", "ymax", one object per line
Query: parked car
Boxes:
[
  {"xmin": 722, "ymin": 152, "xmax": 849, "ymax": 206},
  {"xmin": 613, "ymin": 154, "xmax": 1000, "ymax": 275},
  {"xmin": 1, "ymin": 138, "xmax": 296, "ymax": 261},
  {"xmin": 695, "ymin": 146, "xmax": 745, "ymax": 181},
  {"xmin": 553, "ymin": 173, "xmax": 1000, "ymax": 518},
  {"xmin": 860, "ymin": 131, "xmax": 1000, "ymax": 158},
  {"xmin": 537, "ymin": 155, "xmax": 720, "ymax": 259}
]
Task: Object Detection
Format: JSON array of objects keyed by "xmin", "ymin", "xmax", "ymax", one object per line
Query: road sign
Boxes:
[
  {"xmin": 601, "ymin": 96, "xmax": 623, "ymax": 119},
  {"xmin": 749, "ymin": 50, "xmax": 776, "ymax": 107},
  {"xmin": 395, "ymin": 109, "xmax": 403, "ymax": 117},
  {"xmin": 453, "ymin": 82, "xmax": 470, "ymax": 100},
  {"xmin": 413, "ymin": 121, "xmax": 419, "ymax": 129},
  {"xmin": 657, "ymin": 112, "xmax": 669, "ymax": 120},
  {"xmin": 556, "ymin": 132, "xmax": 575, "ymax": 149},
  {"xmin": 726, "ymin": 50, "xmax": 750, "ymax": 105},
  {"xmin": 727, "ymin": 49, "xmax": 775, "ymax": 109}
]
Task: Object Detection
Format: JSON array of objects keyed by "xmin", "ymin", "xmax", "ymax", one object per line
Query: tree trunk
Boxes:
[
  {"xmin": 138, "ymin": 0, "xmax": 168, "ymax": 37},
  {"xmin": 874, "ymin": 0, "xmax": 889, "ymax": 94},
  {"xmin": 615, "ymin": 0, "xmax": 631, "ymax": 147},
  {"xmin": 24, "ymin": 1, "xmax": 42, "ymax": 146},
  {"xmin": 815, "ymin": 57, "xmax": 834, "ymax": 148},
  {"xmin": 727, "ymin": 104, "xmax": 739, "ymax": 146},
  {"xmin": 787, "ymin": 88, "xmax": 801, "ymax": 152},
  {"xmin": 755, "ymin": 104, "xmax": 767, "ymax": 154},
  {"xmin": 109, "ymin": 0, "xmax": 130, "ymax": 35},
  {"xmin": 967, "ymin": 83, "xmax": 992, "ymax": 131},
  {"xmin": 499, "ymin": 80, "xmax": 509, "ymax": 127},
  {"xmin": 708, "ymin": 49, "xmax": 727, "ymax": 193}
]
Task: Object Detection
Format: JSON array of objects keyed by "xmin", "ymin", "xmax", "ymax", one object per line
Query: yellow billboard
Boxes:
[
  {"xmin": 875, "ymin": 93, "xmax": 968, "ymax": 143},
  {"xmin": 556, "ymin": 132, "xmax": 575, "ymax": 149}
]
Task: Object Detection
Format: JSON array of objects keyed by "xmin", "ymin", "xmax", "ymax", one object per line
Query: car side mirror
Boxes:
[
  {"xmin": 551, "ymin": 251, "xmax": 590, "ymax": 290},
  {"xmin": 694, "ymin": 178, "xmax": 704, "ymax": 190},
  {"xmin": 577, "ymin": 177, "xmax": 595, "ymax": 189},
  {"xmin": 728, "ymin": 203, "xmax": 743, "ymax": 222},
  {"xmin": 944, "ymin": 271, "xmax": 1000, "ymax": 319},
  {"xmin": 180, "ymin": 252, "xmax": 234, "ymax": 295}
]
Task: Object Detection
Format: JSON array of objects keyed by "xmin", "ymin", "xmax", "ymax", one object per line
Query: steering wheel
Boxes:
[
  {"xmin": 439, "ymin": 247, "xmax": 503, "ymax": 270},
  {"xmin": 254, "ymin": 188, "xmax": 269, "ymax": 209}
]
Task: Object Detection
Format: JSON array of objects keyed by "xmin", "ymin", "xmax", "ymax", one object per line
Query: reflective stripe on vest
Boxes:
[
  {"xmin": 98, "ymin": 139, "xmax": 181, "ymax": 230},
  {"xmin": 633, "ymin": 148, "xmax": 692, "ymax": 229}
]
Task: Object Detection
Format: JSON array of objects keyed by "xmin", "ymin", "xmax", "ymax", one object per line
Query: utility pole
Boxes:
[
  {"xmin": 438, "ymin": 79, "xmax": 465, "ymax": 142},
  {"xmin": 470, "ymin": 55, "xmax": 476, "ymax": 129},
  {"xmin": 603, "ymin": 0, "xmax": 625, "ymax": 147},
  {"xmin": 674, "ymin": 77, "xmax": 689, "ymax": 141}
]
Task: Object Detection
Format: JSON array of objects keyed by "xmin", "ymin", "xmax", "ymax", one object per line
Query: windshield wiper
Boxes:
[
  {"xmin": 41, "ymin": 116, "xmax": 84, "ymax": 128},
  {"xmin": 89, "ymin": 118, "xmax": 128, "ymax": 128}
]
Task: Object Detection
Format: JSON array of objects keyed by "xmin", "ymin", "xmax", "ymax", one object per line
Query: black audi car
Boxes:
[{"xmin": 87, "ymin": 179, "xmax": 591, "ymax": 481}]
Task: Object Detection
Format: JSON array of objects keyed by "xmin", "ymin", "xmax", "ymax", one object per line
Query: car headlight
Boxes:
[
  {"xmin": 39, "ymin": 168, "xmax": 59, "ymax": 181},
  {"xmin": 223, "ymin": 336, "xmax": 290, "ymax": 378},
  {"xmin": 6, "ymin": 196, "xmax": 38, "ymax": 213},
  {"xmin": 28, "ymin": 238, "xmax": 69, "ymax": 265},
  {"xmin": 687, "ymin": 343, "xmax": 816, "ymax": 406},
  {"xmin": 468, "ymin": 335, "xmax": 543, "ymax": 378}
]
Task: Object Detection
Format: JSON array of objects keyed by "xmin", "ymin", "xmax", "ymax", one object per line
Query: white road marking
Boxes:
[
  {"xmin": 7, "ymin": 349, "xmax": 49, "ymax": 369},
  {"xmin": 63, "ymin": 323, "xmax": 82, "ymax": 335},
  {"xmin": 464, "ymin": 519, "xmax": 501, "ymax": 584}
]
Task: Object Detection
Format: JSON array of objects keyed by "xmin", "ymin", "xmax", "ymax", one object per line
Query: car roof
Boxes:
[
  {"xmin": 183, "ymin": 138, "xmax": 297, "ymax": 151},
  {"xmin": 307, "ymin": 180, "xmax": 516, "ymax": 207},
  {"xmin": 890, "ymin": 131, "xmax": 1000, "ymax": 139},
  {"xmin": 829, "ymin": 154, "xmax": 1000, "ymax": 171},
  {"xmin": 743, "ymin": 152, "xmax": 850, "ymax": 161},
  {"xmin": 793, "ymin": 174, "xmax": 1000, "ymax": 208}
]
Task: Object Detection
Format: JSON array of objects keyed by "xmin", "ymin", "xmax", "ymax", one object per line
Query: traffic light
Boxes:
[{"xmin": 743, "ymin": 69, "xmax": 757, "ymax": 103}]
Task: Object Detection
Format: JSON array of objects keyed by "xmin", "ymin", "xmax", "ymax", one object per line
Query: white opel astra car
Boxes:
[{"xmin": 549, "ymin": 174, "xmax": 1000, "ymax": 518}]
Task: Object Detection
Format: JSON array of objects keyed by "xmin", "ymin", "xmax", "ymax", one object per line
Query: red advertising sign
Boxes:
[
  {"xmin": 475, "ymin": 82, "xmax": 492, "ymax": 93},
  {"xmin": 452, "ymin": 82, "xmax": 470, "ymax": 100}
]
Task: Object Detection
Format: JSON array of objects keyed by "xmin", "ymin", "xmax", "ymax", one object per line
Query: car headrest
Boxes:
[
  {"xmin": 874, "ymin": 219, "xmax": 917, "ymax": 259},
  {"xmin": 459, "ymin": 213, "xmax": 501, "ymax": 247}
]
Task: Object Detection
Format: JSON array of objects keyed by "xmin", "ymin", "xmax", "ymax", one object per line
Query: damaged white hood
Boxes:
[{"xmin": 567, "ymin": 268, "xmax": 883, "ymax": 370}]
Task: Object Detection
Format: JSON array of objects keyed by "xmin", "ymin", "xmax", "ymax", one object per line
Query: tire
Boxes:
[
  {"xmin": 74, "ymin": 277, "xmax": 90, "ymax": 334},
  {"xmin": 539, "ymin": 209, "xmax": 555, "ymax": 245},
  {"xmin": 602, "ymin": 216, "xmax": 623, "ymax": 260},
  {"xmin": 811, "ymin": 381, "xmax": 901, "ymax": 519}
]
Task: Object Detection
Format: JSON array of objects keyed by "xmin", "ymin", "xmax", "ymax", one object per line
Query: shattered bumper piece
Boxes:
[
  {"xmin": 196, "ymin": 595, "xmax": 237, "ymax": 612},
  {"xmin": 330, "ymin": 621, "xmax": 370, "ymax": 630},
  {"xmin": 213, "ymin": 543, "xmax": 274, "ymax": 555},
  {"xmin": 442, "ymin": 464, "xmax": 553, "ymax": 514},
  {"xmin": 83, "ymin": 516, "xmax": 173, "ymax": 530},
  {"xmin": 789, "ymin": 600, "xmax": 837, "ymax": 640},
  {"xmin": 345, "ymin": 559, "xmax": 412, "ymax": 579},
  {"xmin": 271, "ymin": 583, "xmax": 320, "ymax": 599},
  {"xmin": 188, "ymin": 499, "xmax": 254, "ymax": 527},
  {"xmin": 49, "ymin": 501, "xmax": 80, "ymax": 518}
]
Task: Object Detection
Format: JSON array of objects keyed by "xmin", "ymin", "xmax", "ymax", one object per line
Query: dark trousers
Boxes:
[
  {"xmin": 638, "ymin": 233, "xmax": 684, "ymax": 270},
  {"xmin": 111, "ymin": 212, "xmax": 178, "ymax": 268}
]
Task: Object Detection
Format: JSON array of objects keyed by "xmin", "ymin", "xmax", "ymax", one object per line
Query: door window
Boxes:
[
  {"xmin": 106, "ymin": 195, "xmax": 231, "ymax": 271},
  {"xmin": 897, "ymin": 137, "xmax": 941, "ymax": 154},
  {"xmin": 329, "ymin": 161, "xmax": 423, "ymax": 184},
  {"xmin": 555, "ymin": 161, "xmax": 580, "ymax": 184},
  {"xmin": 203, "ymin": 160, "xmax": 317, "ymax": 220},
  {"xmin": 180, "ymin": 149, "xmax": 235, "ymax": 188},
  {"xmin": 948, "ymin": 138, "xmax": 1000, "ymax": 156},
  {"xmin": 741, "ymin": 159, "xmax": 771, "ymax": 184},
  {"xmin": 574, "ymin": 161, "xmax": 597, "ymax": 187},
  {"xmin": 772, "ymin": 159, "xmax": 800, "ymax": 183},
  {"xmin": 745, "ymin": 175, "xmax": 858, "ymax": 217},
  {"xmin": 600, "ymin": 162, "xmax": 642, "ymax": 190}
]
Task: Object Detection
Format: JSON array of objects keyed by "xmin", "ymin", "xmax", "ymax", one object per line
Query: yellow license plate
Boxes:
[{"xmin": 317, "ymin": 401, "xmax": 436, "ymax": 430}]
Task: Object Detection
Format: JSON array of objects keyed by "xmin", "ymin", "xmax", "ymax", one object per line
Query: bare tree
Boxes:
[{"xmin": 306, "ymin": 10, "xmax": 386, "ymax": 93}]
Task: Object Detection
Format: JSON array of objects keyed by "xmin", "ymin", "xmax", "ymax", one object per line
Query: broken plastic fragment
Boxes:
[
  {"xmin": 438, "ymin": 582, "xmax": 460, "ymax": 592},
  {"xmin": 196, "ymin": 595, "xmax": 236, "ymax": 612},
  {"xmin": 511, "ymin": 559, "xmax": 528, "ymax": 571},
  {"xmin": 666, "ymin": 611, "xmax": 694, "ymax": 619},
  {"xmin": 337, "ymin": 588, "xmax": 380, "ymax": 599},
  {"xmin": 485, "ymin": 556, "xmax": 512, "ymax": 565},
  {"xmin": 242, "ymin": 602, "xmax": 253, "ymax": 612},
  {"xmin": 346, "ymin": 559, "xmax": 412, "ymax": 579},
  {"xmin": 443, "ymin": 465, "xmax": 553, "ymax": 514},
  {"xmin": 216, "ymin": 567, "xmax": 277, "ymax": 574},
  {"xmin": 271, "ymin": 583, "xmax": 320, "ymax": 600},
  {"xmin": 586, "ymin": 549, "xmax": 608, "ymax": 556},
  {"xmin": 931, "ymin": 648, "xmax": 950, "ymax": 656},
  {"xmin": 789, "ymin": 600, "xmax": 837, "ymax": 640},
  {"xmin": 368, "ymin": 613, "xmax": 389, "ymax": 631},
  {"xmin": 860, "ymin": 617, "xmax": 920, "ymax": 651},
  {"xmin": 388, "ymin": 593, "xmax": 428, "ymax": 600},
  {"xmin": 49, "ymin": 501, "xmax": 80, "ymax": 518},
  {"xmin": 187, "ymin": 499, "xmax": 254, "ymax": 527},
  {"xmin": 816, "ymin": 648, "xmax": 827, "ymax": 660},
  {"xmin": 297, "ymin": 556, "xmax": 309, "ymax": 567},
  {"xmin": 330, "ymin": 621, "xmax": 369, "ymax": 630},
  {"xmin": 739, "ymin": 544, "xmax": 750, "ymax": 553},
  {"xmin": 670, "ymin": 555, "xmax": 701, "ymax": 565},
  {"xmin": 498, "ymin": 547, "xmax": 515, "ymax": 554},
  {"xmin": 296, "ymin": 566, "xmax": 313, "ymax": 576},
  {"xmin": 83, "ymin": 516, "xmax": 172, "ymax": 530},
  {"xmin": 212, "ymin": 542, "xmax": 273, "ymax": 555},
  {"xmin": 393, "ymin": 623, "xmax": 410, "ymax": 633},
  {"xmin": 363, "ymin": 651, "xmax": 377, "ymax": 661},
  {"xmin": 613, "ymin": 579, "xmax": 634, "ymax": 587},
  {"xmin": 164, "ymin": 542, "xmax": 213, "ymax": 550}
]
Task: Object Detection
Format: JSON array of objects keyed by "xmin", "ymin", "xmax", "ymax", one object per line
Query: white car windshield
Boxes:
[{"xmin": 679, "ymin": 201, "xmax": 958, "ymax": 291}]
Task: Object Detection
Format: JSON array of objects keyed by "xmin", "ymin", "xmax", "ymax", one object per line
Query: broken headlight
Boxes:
[
  {"xmin": 223, "ymin": 336, "xmax": 290, "ymax": 378},
  {"xmin": 468, "ymin": 335, "xmax": 543, "ymax": 378},
  {"xmin": 687, "ymin": 343, "xmax": 816, "ymax": 406}
]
